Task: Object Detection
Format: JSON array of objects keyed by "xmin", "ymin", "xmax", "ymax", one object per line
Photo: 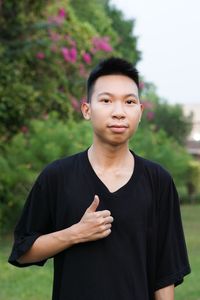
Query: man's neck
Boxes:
[{"xmin": 88, "ymin": 142, "xmax": 133, "ymax": 171}]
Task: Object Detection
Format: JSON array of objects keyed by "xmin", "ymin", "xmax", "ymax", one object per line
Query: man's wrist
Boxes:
[
  {"xmin": 68, "ymin": 223, "xmax": 82, "ymax": 244},
  {"xmin": 52, "ymin": 224, "xmax": 81, "ymax": 247}
]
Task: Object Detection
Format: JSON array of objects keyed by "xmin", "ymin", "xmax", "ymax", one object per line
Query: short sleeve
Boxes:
[
  {"xmin": 8, "ymin": 172, "xmax": 54, "ymax": 267},
  {"xmin": 154, "ymin": 176, "xmax": 191, "ymax": 290}
]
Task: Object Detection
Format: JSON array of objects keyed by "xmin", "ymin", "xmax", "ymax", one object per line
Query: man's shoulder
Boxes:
[
  {"xmin": 46, "ymin": 150, "xmax": 85, "ymax": 169},
  {"xmin": 38, "ymin": 150, "xmax": 87, "ymax": 182},
  {"xmin": 135, "ymin": 153, "xmax": 172, "ymax": 182}
]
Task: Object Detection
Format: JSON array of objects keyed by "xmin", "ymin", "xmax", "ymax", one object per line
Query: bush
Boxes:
[
  {"xmin": 0, "ymin": 114, "xmax": 92, "ymax": 232},
  {"xmin": 130, "ymin": 126, "xmax": 200, "ymax": 201},
  {"xmin": 139, "ymin": 82, "xmax": 193, "ymax": 145}
]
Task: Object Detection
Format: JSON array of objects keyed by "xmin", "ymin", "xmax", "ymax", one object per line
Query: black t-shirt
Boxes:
[{"xmin": 9, "ymin": 150, "xmax": 191, "ymax": 300}]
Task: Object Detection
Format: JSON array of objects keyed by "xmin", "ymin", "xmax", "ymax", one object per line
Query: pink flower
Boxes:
[
  {"xmin": 70, "ymin": 47, "xmax": 77, "ymax": 62},
  {"xmin": 61, "ymin": 47, "xmax": 69, "ymax": 58},
  {"xmin": 49, "ymin": 31, "xmax": 61, "ymax": 41},
  {"xmin": 141, "ymin": 100, "xmax": 154, "ymax": 110},
  {"xmin": 69, "ymin": 40, "xmax": 76, "ymax": 47},
  {"xmin": 61, "ymin": 47, "xmax": 70, "ymax": 62},
  {"xmin": 146, "ymin": 111, "xmax": 155, "ymax": 121},
  {"xmin": 139, "ymin": 81, "xmax": 145, "ymax": 90},
  {"xmin": 58, "ymin": 8, "xmax": 66, "ymax": 18},
  {"xmin": 36, "ymin": 52, "xmax": 45, "ymax": 60},
  {"xmin": 82, "ymin": 52, "xmax": 91, "ymax": 64},
  {"xmin": 48, "ymin": 8, "xmax": 66, "ymax": 25},
  {"xmin": 92, "ymin": 37, "xmax": 112, "ymax": 52},
  {"xmin": 79, "ymin": 64, "xmax": 87, "ymax": 77},
  {"xmin": 61, "ymin": 47, "xmax": 77, "ymax": 63},
  {"xmin": 64, "ymin": 35, "xmax": 76, "ymax": 47},
  {"xmin": 69, "ymin": 97, "xmax": 80, "ymax": 112}
]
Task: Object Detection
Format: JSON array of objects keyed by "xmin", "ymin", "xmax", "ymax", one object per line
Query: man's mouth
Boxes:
[{"xmin": 108, "ymin": 124, "xmax": 128, "ymax": 133}]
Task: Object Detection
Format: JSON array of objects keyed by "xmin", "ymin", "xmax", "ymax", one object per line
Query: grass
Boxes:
[
  {"xmin": 0, "ymin": 205, "xmax": 199, "ymax": 300},
  {"xmin": 0, "ymin": 237, "xmax": 53, "ymax": 300},
  {"xmin": 175, "ymin": 205, "xmax": 200, "ymax": 300}
]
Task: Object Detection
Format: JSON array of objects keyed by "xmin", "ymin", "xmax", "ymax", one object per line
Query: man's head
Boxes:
[
  {"xmin": 87, "ymin": 57, "xmax": 139, "ymax": 102},
  {"xmin": 82, "ymin": 57, "xmax": 143, "ymax": 147}
]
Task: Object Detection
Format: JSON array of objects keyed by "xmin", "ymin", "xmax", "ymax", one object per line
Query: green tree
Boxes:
[
  {"xmin": 0, "ymin": 0, "xmax": 116, "ymax": 138},
  {"xmin": 105, "ymin": 0, "xmax": 141, "ymax": 64},
  {"xmin": 153, "ymin": 102, "xmax": 192, "ymax": 145},
  {"xmin": 140, "ymin": 82, "xmax": 192, "ymax": 144},
  {"xmin": 70, "ymin": 0, "xmax": 141, "ymax": 64},
  {"xmin": 0, "ymin": 114, "xmax": 92, "ymax": 231},
  {"xmin": 0, "ymin": 1, "xmax": 48, "ymax": 136},
  {"xmin": 69, "ymin": 0, "xmax": 118, "ymax": 43},
  {"xmin": 130, "ymin": 125, "xmax": 196, "ymax": 198}
]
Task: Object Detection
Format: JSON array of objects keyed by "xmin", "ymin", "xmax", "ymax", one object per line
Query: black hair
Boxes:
[{"xmin": 87, "ymin": 57, "xmax": 139, "ymax": 102}]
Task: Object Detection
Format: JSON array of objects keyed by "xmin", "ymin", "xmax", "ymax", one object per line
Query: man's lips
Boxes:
[
  {"xmin": 108, "ymin": 124, "xmax": 128, "ymax": 128},
  {"xmin": 108, "ymin": 124, "xmax": 128, "ymax": 133}
]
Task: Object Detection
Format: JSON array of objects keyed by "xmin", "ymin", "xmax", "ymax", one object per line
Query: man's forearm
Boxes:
[
  {"xmin": 17, "ymin": 197, "xmax": 113, "ymax": 264},
  {"xmin": 17, "ymin": 224, "xmax": 80, "ymax": 264},
  {"xmin": 154, "ymin": 285, "xmax": 174, "ymax": 300}
]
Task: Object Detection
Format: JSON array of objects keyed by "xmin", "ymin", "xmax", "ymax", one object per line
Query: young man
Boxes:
[{"xmin": 9, "ymin": 57, "xmax": 190, "ymax": 300}]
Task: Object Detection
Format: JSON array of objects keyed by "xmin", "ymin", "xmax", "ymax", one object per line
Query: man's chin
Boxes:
[{"xmin": 106, "ymin": 137, "xmax": 130, "ymax": 147}]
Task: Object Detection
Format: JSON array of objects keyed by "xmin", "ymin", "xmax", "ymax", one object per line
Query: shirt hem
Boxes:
[
  {"xmin": 154, "ymin": 265, "xmax": 191, "ymax": 290},
  {"xmin": 8, "ymin": 233, "xmax": 46, "ymax": 267}
]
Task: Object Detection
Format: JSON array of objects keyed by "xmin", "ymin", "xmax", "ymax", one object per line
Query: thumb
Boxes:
[{"xmin": 86, "ymin": 195, "xmax": 100, "ymax": 213}]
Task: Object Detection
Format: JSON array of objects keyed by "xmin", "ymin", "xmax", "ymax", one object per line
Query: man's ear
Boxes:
[
  {"xmin": 139, "ymin": 103, "xmax": 144, "ymax": 122},
  {"xmin": 81, "ymin": 101, "xmax": 91, "ymax": 120}
]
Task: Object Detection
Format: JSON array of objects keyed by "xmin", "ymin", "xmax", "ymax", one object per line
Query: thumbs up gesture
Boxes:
[
  {"xmin": 74, "ymin": 195, "xmax": 113, "ymax": 243},
  {"xmin": 85, "ymin": 194, "xmax": 100, "ymax": 213}
]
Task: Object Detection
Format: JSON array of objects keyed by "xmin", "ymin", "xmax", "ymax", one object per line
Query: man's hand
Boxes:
[
  {"xmin": 17, "ymin": 195, "xmax": 113, "ymax": 264},
  {"xmin": 72, "ymin": 195, "xmax": 114, "ymax": 243}
]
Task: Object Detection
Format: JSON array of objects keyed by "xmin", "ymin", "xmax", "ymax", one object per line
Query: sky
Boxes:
[{"xmin": 110, "ymin": 0, "xmax": 200, "ymax": 105}]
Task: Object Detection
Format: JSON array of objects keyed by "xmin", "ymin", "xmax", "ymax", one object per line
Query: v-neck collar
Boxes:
[{"xmin": 82, "ymin": 148, "xmax": 140, "ymax": 197}]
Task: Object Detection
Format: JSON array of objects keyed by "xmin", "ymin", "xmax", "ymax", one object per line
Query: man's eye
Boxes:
[
  {"xmin": 126, "ymin": 99, "xmax": 136, "ymax": 104},
  {"xmin": 101, "ymin": 99, "xmax": 110, "ymax": 103}
]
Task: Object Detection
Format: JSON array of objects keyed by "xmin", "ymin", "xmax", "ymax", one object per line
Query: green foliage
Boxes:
[
  {"xmin": 0, "ymin": 1, "xmax": 48, "ymax": 136},
  {"xmin": 140, "ymin": 82, "xmax": 193, "ymax": 145},
  {"xmin": 105, "ymin": 0, "xmax": 141, "ymax": 64},
  {"xmin": 0, "ymin": 114, "xmax": 92, "ymax": 231},
  {"xmin": 184, "ymin": 160, "xmax": 200, "ymax": 203},
  {"xmin": 130, "ymin": 126, "xmax": 200, "ymax": 201},
  {"xmin": 0, "ymin": 0, "xmax": 141, "ymax": 137},
  {"xmin": 69, "ymin": 0, "xmax": 118, "ymax": 43},
  {"xmin": 0, "ymin": 0, "xmax": 119, "ymax": 137},
  {"xmin": 0, "ymin": 1, "xmax": 45, "ymax": 40},
  {"xmin": 154, "ymin": 102, "xmax": 192, "ymax": 145},
  {"xmin": 0, "ymin": 60, "xmax": 41, "ymax": 136},
  {"xmin": 70, "ymin": 0, "xmax": 141, "ymax": 63}
]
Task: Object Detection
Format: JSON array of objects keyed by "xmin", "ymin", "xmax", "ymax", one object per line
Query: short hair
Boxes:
[{"xmin": 87, "ymin": 57, "xmax": 139, "ymax": 102}]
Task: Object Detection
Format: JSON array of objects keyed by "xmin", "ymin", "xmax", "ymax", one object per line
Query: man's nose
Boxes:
[{"xmin": 111, "ymin": 102, "xmax": 126, "ymax": 119}]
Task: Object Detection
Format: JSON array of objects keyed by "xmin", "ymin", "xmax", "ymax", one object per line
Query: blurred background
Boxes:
[{"xmin": 0, "ymin": 1, "xmax": 199, "ymax": 299}]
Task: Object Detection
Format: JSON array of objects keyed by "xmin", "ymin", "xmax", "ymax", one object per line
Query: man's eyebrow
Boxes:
[
  {"xmin": 97, "ymin": 92, "xmax": 139, "ymax": 99},
  {"xmin": 125, "ymin": 93, "xmax": 139, "ymax": 99},
  {"xmin": 97, "ymin": 92, "xmax": 113, "ymax": 97}
]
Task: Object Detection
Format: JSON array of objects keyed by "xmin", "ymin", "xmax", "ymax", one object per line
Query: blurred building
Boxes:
[{"xmin": 183, "ymin": 104, "xmax": 200, "ymax": 159}]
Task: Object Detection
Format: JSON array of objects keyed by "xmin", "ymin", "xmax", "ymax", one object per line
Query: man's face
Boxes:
[{"xmin": 82, "ymin": 74, "xmax": 143, "ymax": 146}]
